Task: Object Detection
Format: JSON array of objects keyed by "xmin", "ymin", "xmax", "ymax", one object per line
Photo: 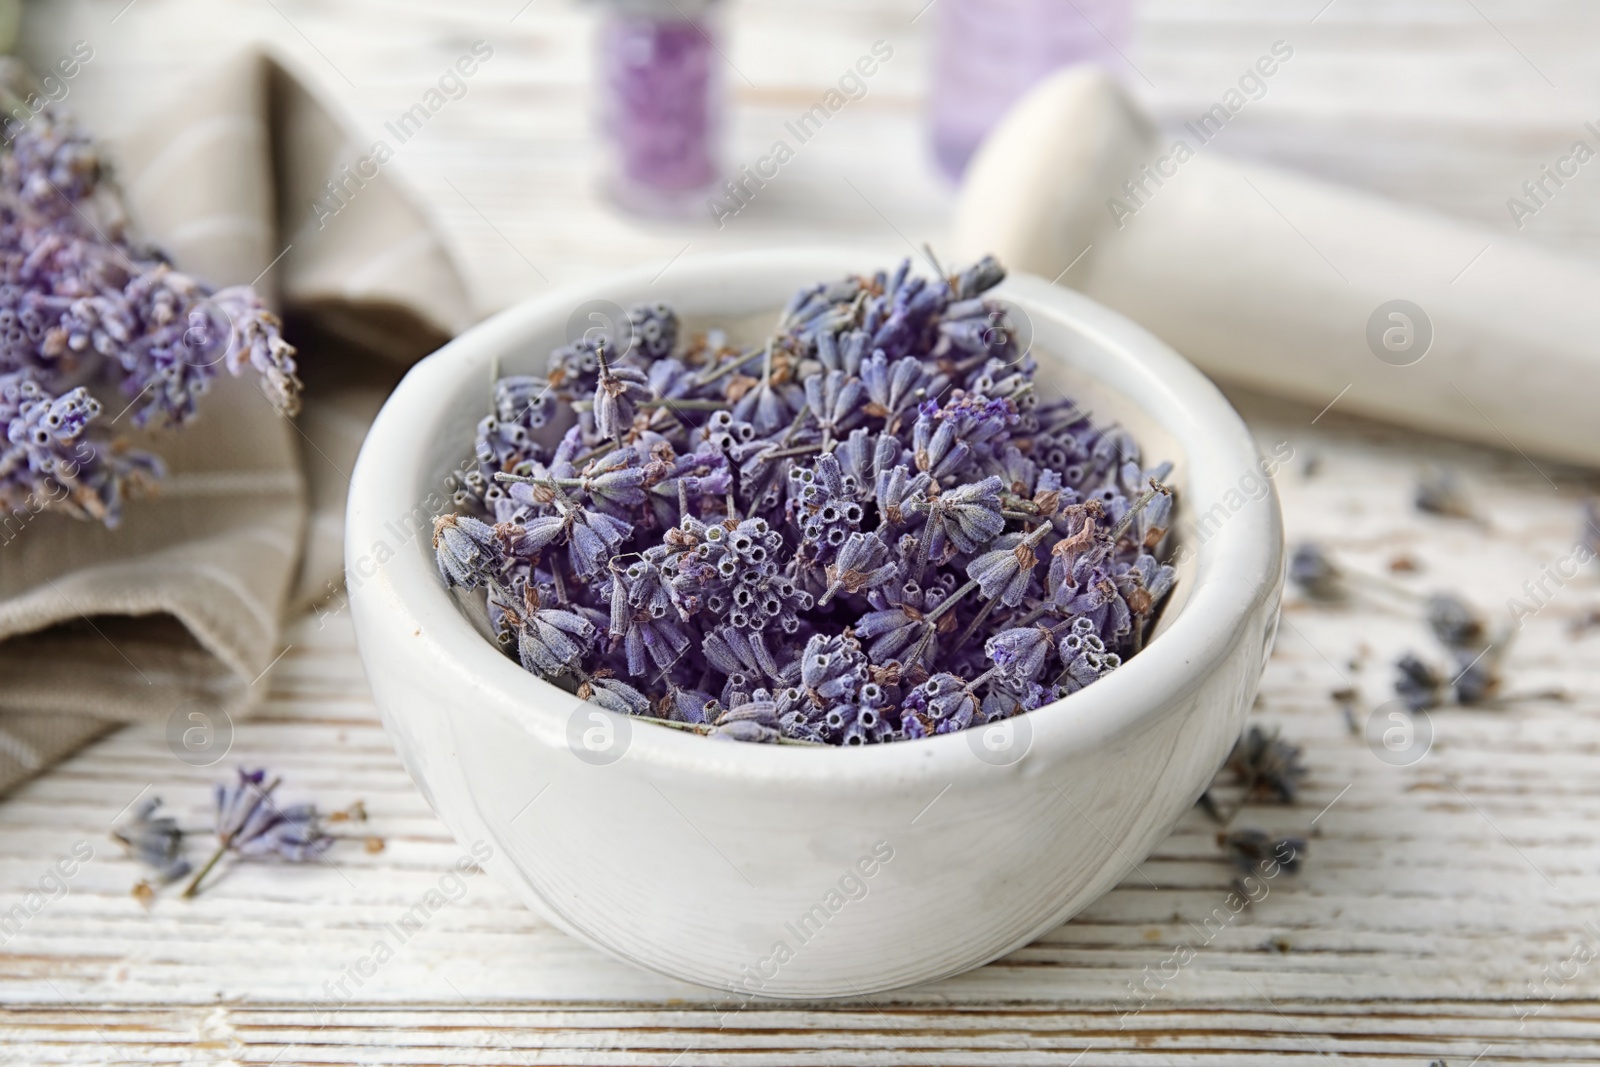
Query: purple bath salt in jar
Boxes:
[
  {"xmin": 595, "ymin": 0, "xmax": 724, "ymax": 215},
  {"xmin": 929, "ymin": 0, "xmax": 1134, "ymax": 180}
]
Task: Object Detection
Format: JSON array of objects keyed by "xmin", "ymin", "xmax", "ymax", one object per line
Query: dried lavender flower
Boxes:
[
  {"xmin": 1288, "ymin": 541, "xmax": 1342, "ymax": 600},
  {"xmin": 593, "ymin": 346, "xmax": 650, "ymax": 440},
  {"xmin": 430, "ymin": 258, "xmax": 1179, "ymax": 745},
  {"xmin": 1450, "ymin": 645, "xmax": 1503, "ymax": 705},
  {"xmin": 183, "ymin": 768, "xmax": 332, "ymax": 897},
  {"xmin": 1425, "ymin": 592, "xmax": 1486, "ymax": 651},
  {"xmin": 433, "ymin": 514, "xmax": 503, "ymax": 590},
  {"xmin": 1218, "ymin": 828, "xmax": 1304, "ymax": 875},
  {"xmin": 0, "ymin": 70, "xmax": 299, "ymax": 527},
  {"xmin": 1224, "ymin": 726, "xmax": 1308, "ymax": 804},
  {"xmin": 1414, "ymin": 467, "xmax": 1473, "ymax": 519},
  {"xmin": 111, "ymin": 796, "xmax": 191, "ymax": 885},
  {"xmin": 1394, "ymin": 652, "xmax": 1443, "ymax": 712}
]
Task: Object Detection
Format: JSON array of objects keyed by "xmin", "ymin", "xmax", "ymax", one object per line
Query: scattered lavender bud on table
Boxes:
[
  {"xmin": 431, "ymin": 257, "xmax": 1179, "ymax": 745},
  {"xmin": 1413, "ymin": 466, "xmax": 1474, "ymax": 520},
  {"xmin": 183, "ymin": 768, "xmax": 332, "ymax": 898},
  {"xmin": 1330, "ymin": 686, "xmax": 1361, "ymax": 735},
  {"xmin": 111, "ymin": 796, "xmax": 191, "ymax": 886},
  {"xmin": 1218, "ymin": 828, "xmax": 1305, "ymax": 875},
  {"xmin": 1288, "ymin": 541, "xmax": 1343, "ymax": 600},
  {"xmin": 1224, "ymin": 725, "xmax": 1308, "ymax": 804},
  {"xmin": 1394, "ymin": 652, "xmax": 1444, "ymax": 712},
  {"xmin": 1424, "ymin": 591, "xmax": 1486, "ymax": 651},
  {"xmin": 1450, "ymin": 645, "xmax": 1503, "ymax": 705}
]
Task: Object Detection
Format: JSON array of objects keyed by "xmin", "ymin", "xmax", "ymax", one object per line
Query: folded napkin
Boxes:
[{"xmin": 0, "ymin": 49, "xmax": 473, "ymax": 795}]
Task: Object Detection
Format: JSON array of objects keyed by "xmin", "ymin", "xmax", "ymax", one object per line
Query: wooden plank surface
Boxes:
[{"xmin": 5, "ymin": 0, "xmax": 1600, "ymax": 1063}]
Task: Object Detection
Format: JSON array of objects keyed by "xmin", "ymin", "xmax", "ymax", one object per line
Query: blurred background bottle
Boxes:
[
  {"xmin": 596, "ymin": 0, "xmax": 724, "ymax": 216},
  {"xmin": 929, "ymin": 0, "xmax": 1133, "ymax": 180}
]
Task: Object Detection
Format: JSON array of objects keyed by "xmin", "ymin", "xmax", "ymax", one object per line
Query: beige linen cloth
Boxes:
[{"xmin": 0, "ymin": 50, "xmax": 473, "ymax": 795}]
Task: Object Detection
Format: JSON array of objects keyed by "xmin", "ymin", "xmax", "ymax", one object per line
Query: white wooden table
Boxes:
[{"xmin": 5, "ymin": 1, "xmax": 1600, "ymax": 1062}]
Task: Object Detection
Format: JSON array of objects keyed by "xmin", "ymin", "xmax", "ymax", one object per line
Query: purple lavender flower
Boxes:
[
  {"xmin": 874, "ymin": 464, "xmax": 932, "ymax": 530},
  {"xmin": 628, "ymin": 302, "xmax": 679, "ymax": 361},
  {"xmin": 593, "ymin": 350, "xmax": 652, "ymax": 441},
  {"xmin": 815, "ymin": 328, "xmax": 870, "ymax": 377},
  {"xmin": 580, "ymin": 448, "xmax": 648, "ymax": 514},
  {"xmin": 1057, "ymin": 616, "xmax": 1121, "ymax": 693},
  {"xmin": 0, "ymin": 93, "xmax": 299, "ymax": 527},
  {"xmin": 836, "ymin": 428, "xmax": 910, "ymax": 494},
  {"xmin": 980, "ymin": 677, "xmax": 1059, "ymax": 722},
  {"xmin": 433, "ymin": 514, "xmax": 503, "ymax": 590},
  {"xmin": 820, "ymin": 532, "xmax": 898, "ymax": 605},
  {"xmin": 917, "ymin": 476, "xmax": 1006, "ymax": 563},
  {"xmin": 985, "ymin": 626, "xmax": 1052, "ymax": 685},
  {"xmin": 516, "ymin": 604, "xmax": 596, "ymax": 676},
  {"xmin": 854, "ymin": 600, "xmax": 929, "ymax": 664},
  {"xmin": 861, "ymin": 350, "xmax": 946, "ymax": 426},
  {"xmin": 804, "ymin": 368, "xmax": 864, "ymax": 442},
  {"xmin": 1288, "ymin": 541, "xmax": 1342, "ymax": 600},
  {"xmin": 799, "ymin": 633, "xmax": 868, "ymax": 704},
  {"xmin": 112, "ymin": 796, "xmax": 192, "ymax": 885},
  {"xmin": 662, "ymin": 684, "xmax": 716, "ymax": 724},
  {"xmin": 183, "ymin": 768, "xmax": 332, "ymax": 897},
  {"xmin": 1394, "ymin": 652, "xmax": 1443, "ymax": 712},
  {"xmin": 952, "ymin": 255, "xmax": 1005, "ymax": 299},
  {"xmin": 910, "ymin": 408, "xmax": 971, "ymax": 481},
  {"xmin": 905, "ymin": 673, "xmax": 978, "ymax": 731},
  {"xmin": 1224, "ymin": 726, "xmax": 1308, "ymax": 804},
  {"xmin": 567, "ymin": 504, "xmax": 633, "ymax": 577},
  {"xmin": 1425, "ymin": 592, "xmax": 1485, "ymax": 650},
  {"xmin": 967, "ymin": 531, "xmax": 1042, "ymax": 607},
  {"xmin": 581, "ymin": 674, "xmax": 651, "ymax": 715}
]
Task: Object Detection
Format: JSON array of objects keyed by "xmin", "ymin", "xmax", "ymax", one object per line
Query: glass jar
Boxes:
[
  {"xmin": 595, "ymin": 0, "xmax": 725, "ymax": 216},
  {"xmin": 929, "ymin": 0, "xmax": 1134, "ymax": 180}
]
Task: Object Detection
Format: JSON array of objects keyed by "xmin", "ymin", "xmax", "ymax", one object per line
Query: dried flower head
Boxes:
[
  {"xmin": 183, "ymin": 768, "xmax": 332, "ymax": 897},
  {"xmin": 1218, "ymin": 828, "xmax": 1305, "ymax": 875},
  {"xmin": 1288, "ymin": 541, "xmax": 1342, "ymax": 600},
  {"xmin": 1424, "ymin": 591, "xmax": 1486, "ymax": 651},
  {"xmin": 1414, "ymin": 467, "xmax": 1473, "ymax": 519},
  {"xmin": 1394, "ymin": 652, "xmax": 1443, "ymax": 712},
  {"xmin": 112, "ymin": 796, "xmax": 191, "ymax": 885},
  {"xmin": 1224, "ymin": 726, "xmax": 1309, "ymax": 804}
]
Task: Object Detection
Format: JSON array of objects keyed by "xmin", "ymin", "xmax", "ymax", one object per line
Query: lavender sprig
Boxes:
[
  {"xmin": 182, "ymin": 768, "xmax": 331, "ymax": 898},
  {"xmin": 0, "ymin": 63, "xmax": 300, "ymax": 527}
]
